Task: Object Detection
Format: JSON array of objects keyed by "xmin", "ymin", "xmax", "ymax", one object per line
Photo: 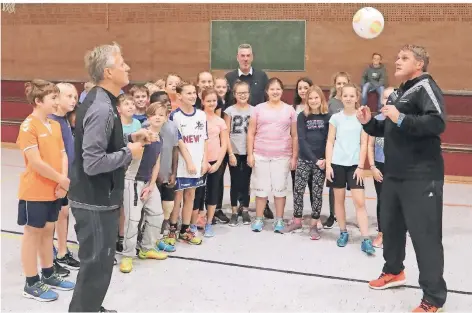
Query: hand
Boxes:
[
  {"xmin": 209, "ymin": 162, "xmax": 220, "ymax": 174},
  {"xmin": 140, "ymin": 185, "xmax": 154, "ymax": 202},
  {"xmin": 55, "ymin": 184, "xmax": 67, "ymax": 199},
  {"xmin": 132, "ymin": 128, "xmax": 157, "ymax": 145},
  {"xmin": 353, "ymin": 168, "xmax": 364, "ymax": 186},
  {"xmin": 186, "ymin": 161, "xmax": 197, "ymax": 175},
  {"xmin": 58, "ymin": 175, "xmax": 70, "ymax": 191},
  {"xmin": 201, "ymin": 162, "xmax": 211, "ymax": 175},
  {"xmin": 127, "ymin": 142, "xmax": 144, "ymax": 159},
  {"xmin": 247, "ymin": 154, "xmax": 255, "ymax": 168},
  {"xmin": 372, "ymin": 167, "xmax": 383, "ymax": 182},
  {"xmin": 290, "ymin": 157, "xmax": 297, "ymax": 171},
  {"xmin": 168, "ymin": 174, "xmax": 176, "ymax": 187},
  {"xmin": 316, "ymin": 159, "xmax": 326, "ymax": 170},
  {"xmin": 326, "ymin": 165, "xmax": 334, "ymax": 182},
  {"xmin": 381, "ymin": 105, "xmax": 400, "ymax": 123},
  {"xmin": 229, "ymin": 154, "xmax": 237, "ymax": 167},
  {"xmin": 356, "ymin": 106, "xmax": 372, "ymax": 125}
]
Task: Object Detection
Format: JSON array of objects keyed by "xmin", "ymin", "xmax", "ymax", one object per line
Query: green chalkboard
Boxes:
[{"xmin": 210, "ymin": 20, "xmax": 306, "ymax": 72}]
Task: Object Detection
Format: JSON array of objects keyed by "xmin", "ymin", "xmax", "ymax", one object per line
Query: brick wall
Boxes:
[{"xmin": 2, "ymin": 3, "xmax": 472, "ymax": 90}]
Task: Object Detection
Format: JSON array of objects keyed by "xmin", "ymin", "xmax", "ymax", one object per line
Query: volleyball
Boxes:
[{"xmin": 352, "ymin": 7, "xmax": 385, "ymax": 39}]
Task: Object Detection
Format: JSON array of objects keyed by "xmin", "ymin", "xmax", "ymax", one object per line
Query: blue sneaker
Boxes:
[
  {"xmin": 42, "ymin": 273, "xmax": 75, "ymax": 291},
  {"xmin": 189, "ymin": 224, "xmax": 198, "ymax": 234},
  {"xmin": 361, "ymin": 239, "xmax": 376, "ymax": 255},
  {"xmin": 157, "ymin": 240, "xmax": 176, "ymax": 252},
  {"xmin": 204, "ymin": 224, "xmax": 215, "ymax": 237},
  {"xmin": 337, "ymin": 231, "xmax": 349, "ymax": 247},
  {"xmin": 251, "ymin": 218, "xmax": 264, "ymax": 232},
  {"xmin": 273, "ymin": 219, "xmax": 285, "ymax": 233},
  {"xmin": 23, "ymin": 281, "xmax": 58, "ymax": 302}
]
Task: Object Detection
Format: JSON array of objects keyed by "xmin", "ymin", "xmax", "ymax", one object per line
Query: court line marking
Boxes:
[
  {"xmin": 1, "ymin": 163, "xmax": 471, "ymax": 208},
  {"xmin": 1, "ymin": 229, "xmax": 471, "ymax": 296}
]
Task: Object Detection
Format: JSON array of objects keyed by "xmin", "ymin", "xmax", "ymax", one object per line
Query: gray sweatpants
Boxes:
[{"xmin": 123, "ymin": 179, "xmax": 163, "ymax": 257}]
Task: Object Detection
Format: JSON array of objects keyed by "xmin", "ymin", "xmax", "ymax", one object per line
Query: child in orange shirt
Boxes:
[{"xmin": 17, "ymin": 79, "xmax": 75, "ymax": 302}]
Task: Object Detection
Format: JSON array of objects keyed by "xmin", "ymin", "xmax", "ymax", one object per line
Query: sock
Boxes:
[
  {"xmin": 26, "ymin": 274, "xmax": 40, "ymax": 286},
  {"xmin": 41, "ymin": 266, "xmax": 54, "ymax": 279},
  {"xmin": 169, "ymin": 223, "xmax": 178, "ymax": 231},
  {"xmin": 180, "ymin": 224, "xmax": 189, "ymax": 234},
  {"xmin": 363, "ymin": 236, "xmax": 371, "ymax": 242},
  {"xmin": 340, "ymin": 229, "xmax": 348, "ymax": 233},
  {"xmin": 118, "ymin": 235, "xmax": 124, "ymax": 244}
]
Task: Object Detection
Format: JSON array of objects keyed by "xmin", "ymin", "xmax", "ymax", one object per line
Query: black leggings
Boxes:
[
  {"xmin": 373, "ymin": 161, "xmax": 385, "ymax": 232},
  {"xmin": 194, "ymin": 160, "xmax": 225, "ymax": 211},
  {"xmin": 215, "ymin": 154, "xmax": 228, "ymax": 210},
  {"xmin": 291, "ymin": 169, "xmax": 313, "ymax": 205},
  {"xmin": 229, "ymin": 154, "xmax": 252, "ymax": 207}
]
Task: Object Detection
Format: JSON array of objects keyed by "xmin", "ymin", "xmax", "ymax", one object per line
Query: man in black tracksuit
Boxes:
[{"xmin": 358, "ymin": 45, "xmax": 447, "ymax": 312}]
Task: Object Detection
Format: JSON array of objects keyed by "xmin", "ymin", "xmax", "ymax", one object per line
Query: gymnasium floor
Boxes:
[{"xmin": 1, "ymin": 146, "xmax": 472, "ymax": 312}]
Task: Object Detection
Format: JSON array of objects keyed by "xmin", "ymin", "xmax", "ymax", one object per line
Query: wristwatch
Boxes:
[{"xmin": 397, "ymin": 113, "xmax": 406, "ymax": 127}]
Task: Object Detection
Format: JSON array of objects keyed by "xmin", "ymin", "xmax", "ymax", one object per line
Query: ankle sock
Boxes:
[
  {"xmin": 26, "ymin": 274, "xmax": 40, "ymax": 286},
  {"xmin": 180, "ymin": 224, "xmax": 189, "ymax": 234},
  {"xmin": 41, "ymin": 266, "xmax": 54, "ymax": 279}
]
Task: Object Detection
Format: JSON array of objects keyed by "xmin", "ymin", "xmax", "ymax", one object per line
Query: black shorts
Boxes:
[
  {"xmin": 157, "ymin": 183, "xmax": 175, "ymax": 202},
  {"xmin": 326, "ymin": 164, "xmax": 364, "ymax": 190},
  {"xmin": 18, "ymin": 199, "xmax": 62, "ymax": 228},
  {"xmin": 60, "ymin": 197, "xmax": 68, "ymax": 207}
]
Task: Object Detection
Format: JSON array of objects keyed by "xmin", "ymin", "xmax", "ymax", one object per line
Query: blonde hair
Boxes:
[
  {"xmin": 56, "ymin": 82, "xmax": 77, "ymax": 95},
  {"xmin": 304, "ymin": 86, "xmax": 328, "ymax": 116},
  {"xmin": 340, "ymin": 83, "xmax": 361, "ymax": 109},
  {"xmin": 84, "ymin": 42, "xmax": 122, "ymax": 84},
  {"xmin": 400, "ymin": 44, "xmax": 429, "ymax": 71},
  {"xmin": 329, "ymin": 71, "xmax": 351, "ymax": 99},
  {"xmin": 146, "ymin": 101, "xmax": 168, "ymax": 117},
  {"xmin": 25, "ymin": 79, "xmax": 59, "ymax": 106}
]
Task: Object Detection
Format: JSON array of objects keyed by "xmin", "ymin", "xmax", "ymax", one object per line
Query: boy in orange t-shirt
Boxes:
[{"xmin": 17, "ymin": 79, "xmax": 75, "ymax": 302}]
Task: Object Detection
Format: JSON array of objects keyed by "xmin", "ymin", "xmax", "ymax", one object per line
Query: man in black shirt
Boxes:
[
  {"xmin": 357, "ymin": 45, "xmax": 447, "ymax": 312},
  {"xmin": 221, "ymin": 43, "xmax": 273, "ymax": 219}
]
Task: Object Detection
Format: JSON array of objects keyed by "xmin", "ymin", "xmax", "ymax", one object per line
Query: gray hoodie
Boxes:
[{"xmin": 361, "ymin": 64, "xmax": 387, "ymax": 89}]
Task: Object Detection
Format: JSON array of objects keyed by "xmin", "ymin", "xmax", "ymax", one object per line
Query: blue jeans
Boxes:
[{"xmin": 362, "ymin": 83, "xmax": 384, "ymax": 110}]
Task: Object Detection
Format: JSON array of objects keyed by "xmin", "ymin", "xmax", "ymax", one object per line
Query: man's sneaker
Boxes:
[
  {"xmin": 23, "ymin": 281, "xmax": 58, "ymax": 302},
  {"xmin": 204, "ymin": 224, "xmax": 215, "ymax": 237},
  {"xmin": 53, "ymin": 260, "xmax": 70, "ymax": 277},
  {"xmin": 120, "ymin": 257, "xmax": 133, "ymax": 273},
  {"xmin": 373, "ymin": 232, "xmax": 383, "ymax": 248},
  {"xmin": 189, "ymin": 224, "xmax": 198, "ymax": 234},
  {"xmin": 368, "ymin": 271, "xmax": 406, "ymax": 290},
  {"xmin": 163, "ymin": 227, "xmax": 177, "ymax": 246},
  {"xmin": 337, "ymin": 231, "xmax": 349, "ymax": 247},
  {"xmin": 323, "ymin": 215, "xmax": 337, "ymax": 229},
  {"xmin": 229, "ymin": 213, "xmax": 239, "ymax": 227},
  {"xmin": 241, "ymin": 210, "xmax": 251, "ymax": 225},
  {"xmin": 412, "ymin": 299, "xmax": 443, "ymax": 312},
  {"xmin": 138, "ymin": 249, "xmax": 168, "ymax": 260},
  {"xmin": 361, "ymin": 239, "xmax": 376, "ymax": 255},
  {"xmin": 56, "ymin": 251, "xmax": 80, "ymax": 270},
  {"xmin": 309, "ymin": 226, "xmax": 321, "ymax": 240},
  {"xmin": 42, "ymin": 273, "xmax": 75, "ymax": 291},
  {"xmin": 251, "ymin": 218, "xmax": 264, "ymax": 232},
  {"xmin": 160, "ymin": 219, "xmax": 170, "ymax": 235},
  {"xmin": 157, "ymin": 240, "xmax": 176, "ymax": 252},
  {"xmin": 273, "ymin": 219, "xmax": 285, "ymax": 233},
  {"xmin": 214, "ymin": 210, "xmax": 230, "ymax": 224},
  {"xmin": 263, "ymin": 203, "xmax": 274, "ymax": 219},
  {"xmin": 282, "ymin": 218, "xmax": 303, "ymax": 234},
  {"xmin": 100, "ymin": 306, "xmax": 118, "ymax": 313},
  {"xmin": 178, "ymin": 229, "xmax": 202, "ymax": 245}
]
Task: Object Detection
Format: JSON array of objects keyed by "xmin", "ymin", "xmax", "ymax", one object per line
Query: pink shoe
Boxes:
[{"xmin": 282, "ymin": 218, "xmax": 303, "ymax": 233}]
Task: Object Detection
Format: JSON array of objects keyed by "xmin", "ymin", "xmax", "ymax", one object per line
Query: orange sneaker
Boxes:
[
  {"xmin": 373, "ymin": 232, "xmax": 383, "ymax": 248},
  {"xmin": 412, "ymin": 299, "xmax": 443, "ymax": 312},
  {"xmin": 368, "ymin": 271, "xmax": 406, "ymax": 290}
]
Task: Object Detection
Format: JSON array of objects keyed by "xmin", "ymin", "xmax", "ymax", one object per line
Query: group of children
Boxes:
[{"xmin": 16, "ymin": 69, "xmax": 393, "ymax": 301}]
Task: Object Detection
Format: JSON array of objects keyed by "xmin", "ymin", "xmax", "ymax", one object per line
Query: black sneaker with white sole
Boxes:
[
  {"xmin": 241, "ymin": 211, "xmax": 251, "ymax": 225},
  {"xmin": 214, "ymin": 210, "xmax": 230, "ymax": 224},
  {"xmin": 53, "ymin": 260, "xmax": 70, "ymax": 277},
  {"xmin": 228, "ymin": 213, "xmax": 239, "ymax": 227},
  {"xmin": 56, "ymin": 252, "xmax": 80, "ymax": 271},
  {"xmin": 323, "ymin": 215, "xmax": 337, "ymax": 229}
]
